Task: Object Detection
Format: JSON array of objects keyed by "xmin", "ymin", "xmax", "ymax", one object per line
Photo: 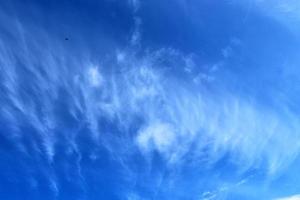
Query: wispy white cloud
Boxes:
[
  {"xmin": 136, "ymin": 122, "xmax": 176, "ymax": 155},
  {"xmin": 92, "ymin": 47, "xmax": 300, "ymax": 175},
  {"xmin": 49, "ymin": 178, "xmax": 59, "ymax": 197},
  {"xmin": 201, "ymin": 191, "xmax": 218, "ymax": 200},
  {"xmin": 87, "ymin": 66, "xmax": 103, "ymax": 88},
  {"xmin": 127, "ymin": 193, "xmax": 148, "ymax": 200},
  {"xmin": 240, "ymin": 0, "xmax": 300, "ymax": 33},
  {"xmin": 275, "ymin": 194, "xmax": 300, "ymax": 200},
  {"xmin": 128, "ymin": 0, "xmax": 140, "ymax": 13},
  {"xmin": 130, "ymin": 17, "xmax": 142, "ymax": 46}
]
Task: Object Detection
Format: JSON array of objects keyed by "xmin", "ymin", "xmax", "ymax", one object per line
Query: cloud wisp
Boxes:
[{"xmin": 275, "ymin": 194, "xmax": 300, "ymax": 200}]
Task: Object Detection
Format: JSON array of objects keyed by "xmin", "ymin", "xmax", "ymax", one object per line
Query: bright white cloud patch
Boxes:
[
  {"xmin": 136, "ymin": 122, "xmax": 176, "ymax": 155},
  {"xmin": 87, "ymin": 66, "xmax": 103, "ymax": 87}
]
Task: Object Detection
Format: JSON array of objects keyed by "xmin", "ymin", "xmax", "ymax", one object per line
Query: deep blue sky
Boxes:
[{"xmin": 1, "ymin": 0, "xmax": 300, "ymax": 200}]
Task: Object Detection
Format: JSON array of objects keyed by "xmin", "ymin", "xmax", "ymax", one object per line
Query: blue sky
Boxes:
[{"xmin": 1, "ymin": 0, "xmax": 300, "ymax": 199}]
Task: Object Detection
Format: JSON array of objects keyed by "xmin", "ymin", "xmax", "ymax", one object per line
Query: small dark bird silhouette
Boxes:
[{"xmin": 65, "ymin": 38, "xmax": 69, "ymax": 41}]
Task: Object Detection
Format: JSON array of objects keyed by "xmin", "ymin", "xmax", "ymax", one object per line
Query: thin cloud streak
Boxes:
[{"xmin": 275, "ymin": 194, "xmax": 300, "ymax": 200}]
